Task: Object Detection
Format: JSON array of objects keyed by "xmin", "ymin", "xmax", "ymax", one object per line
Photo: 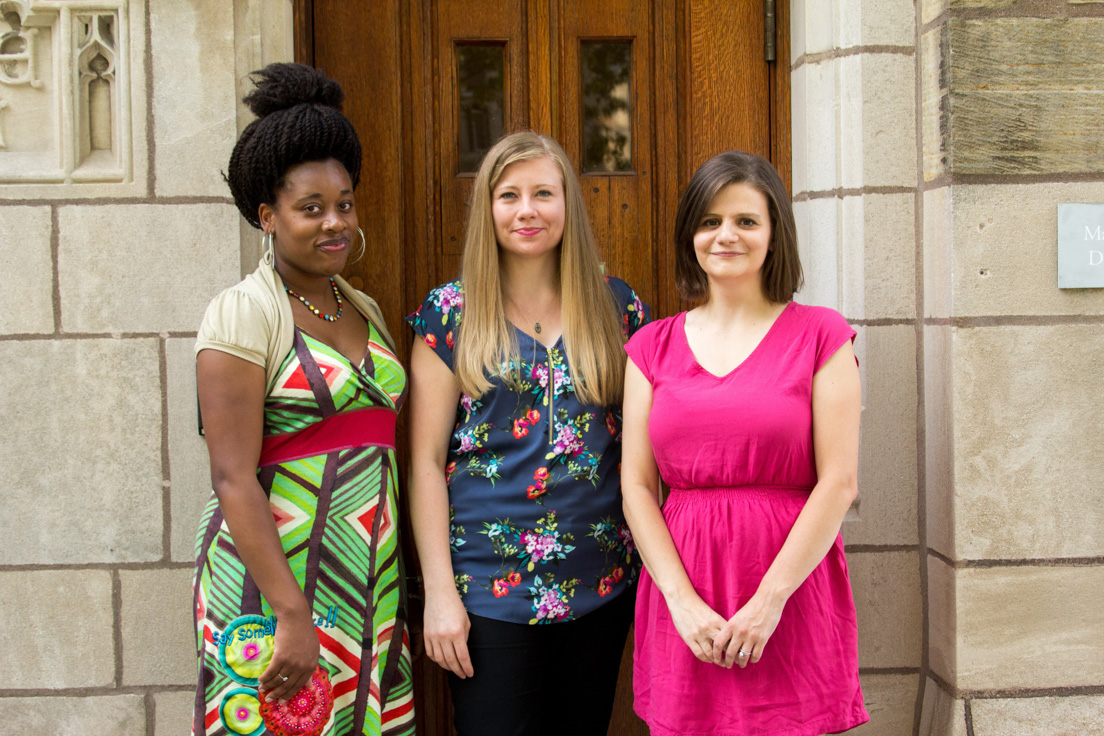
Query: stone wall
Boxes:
[
  {"xmin": 3, "ymin": 1, "xmax": 1102, "ymax": 734},
  {"xmin": 0, "ymin": 1, "xmax": 292, "ymax": 733},
  {"xmin": 791, "ymin": 0, "xmax": 926, "ymax": 732},
  {"xmin": 919, "ymin": 0, "xmax": 1104, "ymax": 732},
  {"xmin": 794, "ymin": 0, "xmax": 1104, "ymax": 733}
]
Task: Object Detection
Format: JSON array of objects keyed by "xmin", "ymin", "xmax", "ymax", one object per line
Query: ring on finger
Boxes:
[{"xmin": 738, "ymin": 649, "xmax": 751, "ymax": 658}]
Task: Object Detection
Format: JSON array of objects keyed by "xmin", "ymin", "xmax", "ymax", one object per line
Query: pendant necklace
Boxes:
[
  {"xmin": 508, "ymin": 292, "xmax": 554, "ymax": 335},
  {"xmin": 285, "ymin": 277, "xmax": 343, "ymax": 322}
]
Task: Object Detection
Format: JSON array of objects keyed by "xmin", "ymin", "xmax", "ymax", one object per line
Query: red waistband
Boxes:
[{"xmin": 259, "ymin": 407, "xmax": 397, "ymax": 467}]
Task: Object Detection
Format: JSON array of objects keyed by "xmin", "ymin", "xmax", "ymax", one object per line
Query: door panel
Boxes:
[
  {"xmin": 686, "ymin": 1, "xmax": 772, "ymax": 172},
  {"xmin": 438, "ymin": 0, "xmax": 528, "ymax": 272},
  {"xmin": 298, "ymin": 2, "xmax": 787, "ymax": 733},
  {"xmin": 309, "ymin": 0, "xmax": 405, "ymax": 331},
  {"xmin": 560, "ymin": 0, "xmax": 655, "ymax": 307}
]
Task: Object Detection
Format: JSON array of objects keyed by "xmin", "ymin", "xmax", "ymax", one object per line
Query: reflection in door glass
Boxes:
[
  {"xmin": 581, "ymin": 42, "xmax": 632, "ymax": 173},
  {"xmin": 457, "ymin": 44, "xmax": 505, "ymax": 173}
]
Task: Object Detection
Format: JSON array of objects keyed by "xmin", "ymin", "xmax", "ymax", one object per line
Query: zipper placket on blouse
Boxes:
[{"xmin": 547, "ymin": 350, "xmax": 555, "ymax": 445}]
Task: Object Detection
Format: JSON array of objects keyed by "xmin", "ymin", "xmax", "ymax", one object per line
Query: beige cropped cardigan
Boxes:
[{"xmin": 195, "ymin": 260, "xmax": 395, "ymax": 392}]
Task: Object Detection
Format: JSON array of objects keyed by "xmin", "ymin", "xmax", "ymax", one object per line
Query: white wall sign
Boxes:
[{"xmin": 1058, "ymin": 204, "xmax": 1104, "ymax": 289}]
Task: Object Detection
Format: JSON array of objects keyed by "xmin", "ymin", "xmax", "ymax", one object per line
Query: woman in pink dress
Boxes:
[{"xmin": 621, "ymin": 151, "xmax": 869, "ymax": 736}]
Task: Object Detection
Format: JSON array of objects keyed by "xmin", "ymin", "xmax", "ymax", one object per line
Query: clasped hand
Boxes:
[
  {"xmin": 671, "ymin": 591, "xmax": 784, "ymax": 669},
  {"xmin": 258, "ymin": 611, "xmax": 320, "ymax": 704}
]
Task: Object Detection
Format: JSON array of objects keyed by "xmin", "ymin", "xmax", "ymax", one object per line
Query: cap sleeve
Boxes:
[
  {"xmin": 624, "ymin": 320, "xmax": 660, "ymax": 383},
  {"xmin": 812, "ymin": 307, "xmax": 858, "ymax": 373},
  {"xmin": 405, "ymin": 281, "xmax": 464, "ymax": 371},
  {"xmin": 605, "ymin": 276, "xmax": 652, "ymax": 338},
  {"xmin": 194, "ymin": 287, "xmax": 271, "ymax": 368}
]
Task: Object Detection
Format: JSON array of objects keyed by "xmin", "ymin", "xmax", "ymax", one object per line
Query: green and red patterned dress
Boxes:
[{"xmin": 192, "ymin": 324, "xmax": 415, "ymax": 736}]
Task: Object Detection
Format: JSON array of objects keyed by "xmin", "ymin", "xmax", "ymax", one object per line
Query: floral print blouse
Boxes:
[{"xmin": 406, "ymin": 277, "xmax": 650, "ymax": 624}]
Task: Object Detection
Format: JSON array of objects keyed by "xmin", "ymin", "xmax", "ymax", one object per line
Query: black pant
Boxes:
[{"xmin": 448, "ymin": 590, "xmax": 634, "ymax": 736}]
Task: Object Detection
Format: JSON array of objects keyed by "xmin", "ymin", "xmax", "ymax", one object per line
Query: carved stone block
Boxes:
[
  {"xmin": 846, "ymin": 325, "xmax": 919, "ymax": 545},
  {"xmin": 0, "ymin": 338, "xmax": 163, "ymax": 564},
  {"xmin": 972, "ymin": 695, "xmax": 1104, "ymax": 735},
  {"xmin": 926, "ymin": 18, "xmax": 1104, "ymax": 177},
  {"xmin": 852, "ymin": 674, "xmax": 921, "ymax": 736},
  {"xmin": 954, "ymin": 323, "xmax": 1104, "ymax": 560},
  {"xmin": 953, "ymin": 565, "xmax": 1104, "ymax": 689},
  {"xmin": 0, "ymin": 695, "xmax": 146, "ymax": 734},
  {"xmin": 918, "ymin": 678, "xmax": 968, "ymax": 736},
  {"xmin": 0, "ymin": 570, "xmax": 115, "ymax": 687},
  {"xmin": 0, "ymin": 1, "xmax": 146, "ymax": 192}
]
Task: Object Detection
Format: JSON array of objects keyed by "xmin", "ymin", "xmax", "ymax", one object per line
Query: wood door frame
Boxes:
[
  {"xmin": 770, "ymin": 0, "xmax": 792, "ymax": 194},
  {"xmin": 290, "ymin": 5, "xmax": 789, "ymax": 734},
  {"xmin": 293, "ymin": 0, "xmax": 789, "ymax": 322}
]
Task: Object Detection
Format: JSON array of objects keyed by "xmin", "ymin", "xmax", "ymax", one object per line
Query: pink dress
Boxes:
[{"xmin": 625, "ymin": 303, "xmax": 869, "ymax": 736}]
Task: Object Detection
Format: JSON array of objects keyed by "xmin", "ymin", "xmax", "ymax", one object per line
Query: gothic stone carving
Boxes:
[{"xmin": 0, "ymin": 1, "xmax": 131, "ymax": 183}]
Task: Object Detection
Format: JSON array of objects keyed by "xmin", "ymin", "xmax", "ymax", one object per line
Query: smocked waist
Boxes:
[{"xmin": 666, "ymin": 484, "xmax": 812, "ymax": 502}]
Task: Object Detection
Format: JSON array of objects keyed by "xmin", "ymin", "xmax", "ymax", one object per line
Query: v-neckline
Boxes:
[
  {"xmin": 509, "ymin": 321, "xmax": 563, "ymax": 351},
  {"xmin": 296, "ymin": 325, "xmax": 370, "ymax": 373},
  {"xmin": 286, "ymin": 280, "xmax": 372, "ymax": 368},
  {"xmin": 296, "ymin": 327, "xmax": 402, "ymax": 411},
  {"xmin": 679, "ymin": 302, "xmax": 792, "ymax": 380}
]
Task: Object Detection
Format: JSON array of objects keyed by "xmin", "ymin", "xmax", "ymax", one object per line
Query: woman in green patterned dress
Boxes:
[{"xmin": 191, "ymin": 63, "xmax": 415, "ymax": 736}]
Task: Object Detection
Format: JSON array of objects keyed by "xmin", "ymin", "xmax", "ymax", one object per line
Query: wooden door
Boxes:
[{"xmin": 298, "ymin": 1, "xmax": 788, "ymax": 733}]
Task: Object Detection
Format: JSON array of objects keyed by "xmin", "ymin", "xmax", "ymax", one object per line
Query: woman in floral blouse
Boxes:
[{"xmin": 406, "ymin": 131, "xmax": 650, "ymax": 735}]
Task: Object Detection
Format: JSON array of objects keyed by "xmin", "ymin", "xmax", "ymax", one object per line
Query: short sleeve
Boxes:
[
  {"xmin": 812, "ymin": 307, "xmax": 858, "ymax": 373},
  {"xmin": 606, "ymin": 276, "xmax": 652, "ymax": 339},
  {"xmin": 624, "ymin": 320, "xmax": 660, "ymax": 383},
  {"xmin": 194, "ymin": 287, "xmax": 271, "ymax": 368},
  {"xmin": 405, "ymin": 281, "xmax": 464, "ymax": 371}
]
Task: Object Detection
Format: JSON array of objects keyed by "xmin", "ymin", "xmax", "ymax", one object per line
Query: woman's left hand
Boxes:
[{"xmin": 712, "ymin": 591, "xmax": 785, "ymax": 668}]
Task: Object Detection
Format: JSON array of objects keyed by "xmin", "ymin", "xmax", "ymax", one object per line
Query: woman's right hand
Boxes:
[
  {"xmin": 666, "ymin": 590, "xmax": 728, "ymax": 664},
  {"xmin": 422, "ymin": 588, "xmax": 474, "ymax": 678},
  {"xmin": 258, "ymin": 609, "xmax": 320, "ymax": 704},
  {"xmin": 198, "ymin": 350, "xmax": 322, "ymax": 701},
  {"xmin": 408, "ymin": 338, "xmax": 473, "ymax": 679}
]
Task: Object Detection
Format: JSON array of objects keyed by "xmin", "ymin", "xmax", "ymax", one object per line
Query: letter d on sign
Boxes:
[{"xmin": 1091, "ymin": 251, "xmax": 1104, "ymax": 267}]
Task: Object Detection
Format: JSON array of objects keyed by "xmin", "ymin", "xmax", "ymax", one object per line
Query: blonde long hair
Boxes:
[{"xmin": 454, "ymin": 132, "xmax": 626, "ymax": 406}]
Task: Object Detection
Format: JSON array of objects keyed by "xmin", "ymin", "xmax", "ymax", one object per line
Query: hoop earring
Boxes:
[
  {"xmin": 261, "ymin": 231, "xmax": 274, "ymax": 266},
  {"xmin": 346, "ymin": 227, "xmax": 367, "ymax": 265}
]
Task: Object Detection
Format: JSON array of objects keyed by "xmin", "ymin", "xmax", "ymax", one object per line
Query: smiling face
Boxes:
[
  {"xmin": 259, "ymin": 158, "xmax": 357, "ymax": 286},
  {"xmin": 490, "ymin": 155, "xmax": 566, "ymax": 263},
  {"xmin": 692, "ymin": 182, "xmax": 772, "ymax": 289}
]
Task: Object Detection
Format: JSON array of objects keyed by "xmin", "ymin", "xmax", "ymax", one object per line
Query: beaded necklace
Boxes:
[{"xmin": 285, "ymin": 278, "xmax": 343, "ymax": 322}]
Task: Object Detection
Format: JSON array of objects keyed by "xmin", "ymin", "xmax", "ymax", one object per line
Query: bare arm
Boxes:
[
  {"xmin": 196, "ymin": 349, "xmax": 318, "ymax": 702},
  {"xmin": 621, "ymin": 359, "xmax": 728, "ymax": 663},
  {"xmin": 406, "ymin": 338, "xmax": 473, "ymax": 678},
  {"xmin": 713, "ymin": 341, "xmax": 861, "ymax": 668}
]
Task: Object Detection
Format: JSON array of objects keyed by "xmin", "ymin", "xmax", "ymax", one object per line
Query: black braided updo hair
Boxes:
[{"xmin": 226, "ymin": 63, "xmax": 362, "ymax": 229}]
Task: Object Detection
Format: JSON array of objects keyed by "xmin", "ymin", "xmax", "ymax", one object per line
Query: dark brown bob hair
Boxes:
[{"xmin": 674, "ymin": 150, "xmax": 803, "ymax": 303}]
